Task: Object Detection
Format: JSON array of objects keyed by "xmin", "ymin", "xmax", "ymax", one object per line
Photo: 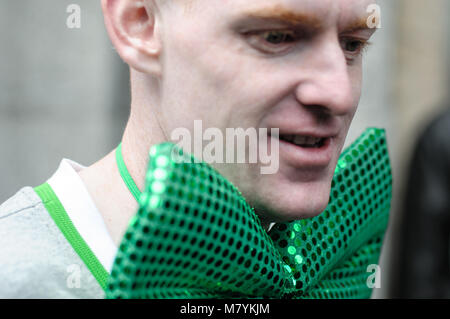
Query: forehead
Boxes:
[
  {"xmin": 187, "ymin": 0, "xmax": 376, "ymax": 30},
  {"xmin": 228, "ymin": 0, "xmax": 375, "ymax": 13}
]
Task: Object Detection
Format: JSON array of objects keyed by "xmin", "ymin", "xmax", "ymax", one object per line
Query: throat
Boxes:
[{"xmin": 77, "ymin": 150, "xmax": 140, "ymax": 246}]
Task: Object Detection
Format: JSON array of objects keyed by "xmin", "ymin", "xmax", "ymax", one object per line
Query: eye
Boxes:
[
  {"xmin": 245, "ymin": 30, "xmax": 300, "ymax": 54},
  {"xmin": 344, "ymin": 40, "xmax": 365, "ymax": 52},
  {"xmin": 262, "ymin": 30, "xmax": 297, "ymax": 45},
  {"xmin": 340, "ymin": 38, "xmax": 371, "ymax": 60}
]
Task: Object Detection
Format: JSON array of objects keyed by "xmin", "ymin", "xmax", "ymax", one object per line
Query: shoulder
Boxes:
[
  {"xmin": 0, "ymin": 187, "xmax": 49, "ymax": 247},
  {"xmin": 413, "ymin": 108, "xmax": 450, "ymax": 163},
  {"xmin": 422, "ymin": 108, "xmax": 450, "ymax": 141},
  {"xmin": 0, "ymin": 187, "xmax": 58, "ymax": 245},
  {"xmin": 0, "ymin": 187, "xmax": 41, "ymax": 218},
  {"xmin": 0, "ymin": 187, "xmax": 105, "ymax": 298}
]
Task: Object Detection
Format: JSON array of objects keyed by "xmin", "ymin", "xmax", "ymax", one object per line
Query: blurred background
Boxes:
[{"xmin": 1, "ymin": 0, "xmax": 449, "ymax": 298}]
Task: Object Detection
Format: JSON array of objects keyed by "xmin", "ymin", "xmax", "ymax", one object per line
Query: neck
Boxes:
[
  {"xmin": 120, "ymin": 115, "xmax": 156, "ymax": 192},
  {"xmin": 78, "ymin": 69, "xmax": 169, "ymax": 244},
  {"xmin": 78, "ymin": 102, "xmax": 167, "ymax": 245},
  {"xmin": 79, "ymin": 116, "xmax": 272, "ymax": 244},
  {"xmin": 79, "ymin": 84, "xmax": 271, "ymax": 244}
]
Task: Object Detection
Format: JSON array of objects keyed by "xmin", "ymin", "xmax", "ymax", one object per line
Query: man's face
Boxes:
[{"xmin": 153, "ymin": 0, "xmax": 377, "ymax": 223}]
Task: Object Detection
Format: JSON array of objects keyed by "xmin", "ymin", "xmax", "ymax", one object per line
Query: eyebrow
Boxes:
[
  {"xmin": 242, "ymin": 6, "xmax": 323, "ymax": 29},
  {"xmin": 343, "ymin": 18, "xmax": 375, "ymax": 32},
  {"xmin": 240, "ymin": 5, "xmax": 374, "ymax": 32}
]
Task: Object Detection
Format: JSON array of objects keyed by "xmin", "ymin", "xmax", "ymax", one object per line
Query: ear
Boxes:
[{"xmin": 101, "ymin": 0, "xmax": 162, "ymax": 76}]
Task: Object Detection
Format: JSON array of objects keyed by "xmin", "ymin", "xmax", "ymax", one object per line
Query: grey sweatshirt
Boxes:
[{"xmin": 0, "ymin": 187, "xmax": 104, "ymax": 298}]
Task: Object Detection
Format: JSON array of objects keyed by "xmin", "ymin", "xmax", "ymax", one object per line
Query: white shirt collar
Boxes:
[{"xmin": 47, "ymin": 159, "xmax": 117, "ymax": 273}]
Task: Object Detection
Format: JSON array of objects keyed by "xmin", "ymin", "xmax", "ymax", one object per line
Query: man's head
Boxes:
[{"xmin": 102, "ymin": 0, "xmax": 377, "ymax": 224}]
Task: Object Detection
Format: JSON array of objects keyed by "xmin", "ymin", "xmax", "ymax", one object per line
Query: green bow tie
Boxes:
[{"xmin": 105, "ymin": 128, "xmax": 391, "ymax": 299}]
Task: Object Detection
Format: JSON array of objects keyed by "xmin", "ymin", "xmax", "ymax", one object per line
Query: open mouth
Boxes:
[{"xmin": 277, "ymin": 135, "xmax": 327, "ymax": 148}]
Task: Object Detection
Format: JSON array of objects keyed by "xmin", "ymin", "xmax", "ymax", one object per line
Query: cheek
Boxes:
[
  {"xmin": 160, "ymin": 31, "xmax": 230, "ymax": 128},
  {"xmin": 349, "ymin": 65, "xmax": 363, "ymax": 114},
  {"xmin": 169, "ymin": 22, "xmax": 288, "ymax": 108},
  {"xmin": 166, "ymin": 49, "xmax": 282, "ymax": 129},
  {"xmin": 351, "ymin": 63, "xmax": 363, "ymax": 99}
]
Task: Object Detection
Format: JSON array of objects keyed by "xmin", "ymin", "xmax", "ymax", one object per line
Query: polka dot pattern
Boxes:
[
  {"xmin": 270, "ymin": 128, "xmax": 391, "ymax": 298},
  {"xmin": 105, "ymin": 128, "xmax": 391, "ymax": 299}
]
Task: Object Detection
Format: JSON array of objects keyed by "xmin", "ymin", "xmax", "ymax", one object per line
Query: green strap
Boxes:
[
  {"xmin": 34, "ymin": 183, "xmax": 109, "ymax": 290},
  {"xmin": 116, "ymin": 143, "xmax": 142, "ymax": 202}
]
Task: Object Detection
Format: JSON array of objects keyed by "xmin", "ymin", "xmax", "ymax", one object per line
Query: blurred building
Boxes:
[
  {"xmin": 386, "ymin": 0, "xmax": 450, "ymax": 298},
  {"xmin": 0, "ymin": 0, "xmax": 130, "ymax": 202},
  {"xmin": 1, "ymin": 0, "xmax": 449, "ymax": 298}
]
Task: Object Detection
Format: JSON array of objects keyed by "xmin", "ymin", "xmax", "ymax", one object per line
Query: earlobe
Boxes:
[{"xmin": 101, "ymin": 0, "xmax": 162, "ymax": 76}]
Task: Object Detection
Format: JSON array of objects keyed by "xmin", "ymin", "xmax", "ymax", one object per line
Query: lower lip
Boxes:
[{"xmin": 272, "ymin": 136, "xmax": 334, "ymax": 169}]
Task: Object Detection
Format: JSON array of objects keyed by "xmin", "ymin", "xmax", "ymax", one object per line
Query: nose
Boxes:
[{"xmin": 294, "ymin": 35, "xmax": 358, "ymax": 116}]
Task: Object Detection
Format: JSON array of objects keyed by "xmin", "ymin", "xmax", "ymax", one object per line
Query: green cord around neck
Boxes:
[{"xmin": 115, "ymin": 143, "xmax": 142, "ymax": 202}]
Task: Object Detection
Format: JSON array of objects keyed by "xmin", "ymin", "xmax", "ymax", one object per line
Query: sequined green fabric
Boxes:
[{"xmin": 106, "ymin": 128, "xmax": 391, "ymax": 299}]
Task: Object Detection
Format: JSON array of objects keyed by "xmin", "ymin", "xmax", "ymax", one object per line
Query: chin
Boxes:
[
  {"xmin": 248, "ymin": 181, "xmax": 332, "ymax": 223},
  {"xmin": 218, "ymin": 161, "xmax": 335, "ymax": 224}
]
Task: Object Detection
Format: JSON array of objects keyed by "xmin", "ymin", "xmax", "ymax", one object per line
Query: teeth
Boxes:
[
  {"xmin": 293, "ymin": 136, "xmax": 307, "ymax": 145},
  {"xmin": 279, "ymin": 134, "xmax": 324, "ymax": 146},
  {"xmin": 283, "ymin": 135, "xmax": 295, "ymax": 143},
  {"xmin": 293, "ymin": 136, "xmax": 322, "ymax": 146}
]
